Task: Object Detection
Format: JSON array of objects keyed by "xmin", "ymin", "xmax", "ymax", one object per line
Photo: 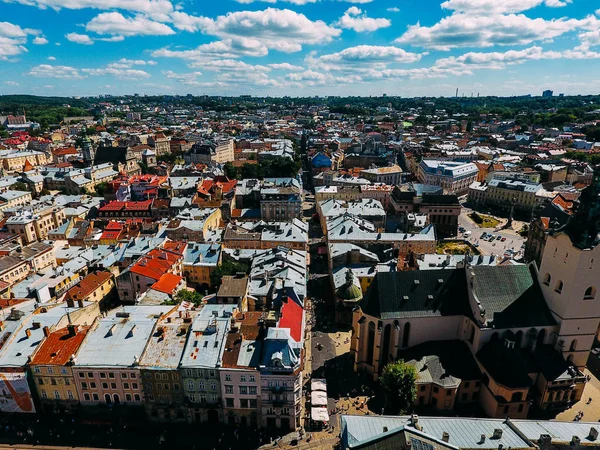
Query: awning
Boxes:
[
  {"xmin": 311, "ymin": 407, "xmax": 329, "ymax": 422},
  {"xmin": 311, "ymin": 378, "xmax": 327, "ymax": 392},
  {"xmin": 311, "ymin": 390, "xmax": 328, "ymax": 406}
]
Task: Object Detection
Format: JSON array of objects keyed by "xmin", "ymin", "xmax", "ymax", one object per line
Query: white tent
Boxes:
[
  {"xmin": 311, "ymin": 378, "xmax": 327, "ymax": 392},
  {"xmin": 311, "ymin": 407, "xmax": 329, "ymax": 423},
  {"xmin": 311, "ymin": 390, "xmax": 328, "ymax": 406}
]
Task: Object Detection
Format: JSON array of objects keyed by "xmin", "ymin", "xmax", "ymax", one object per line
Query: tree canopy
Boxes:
[
  {"xmin": 379, "ymin": 360, "xmax": 417, "ymax": 415},
  {"xmin": 210, "ymin": 260, "xmax": 249, "ymax": 289}
]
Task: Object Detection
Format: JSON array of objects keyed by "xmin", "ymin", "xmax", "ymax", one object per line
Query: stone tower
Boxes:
[{"xmin": 81, "ymin": 127, "xmax": 95, "ymax": 164}]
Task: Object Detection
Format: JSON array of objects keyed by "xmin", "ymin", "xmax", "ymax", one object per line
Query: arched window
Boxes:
[
  {"xmin": 554, "ymin": 280, "xmax": 563, "ymax": 294},
  {"xmin": 105, "ymin": 394, "xmax": 112, "ymax": 404},
  {"xmin": 403, "ymin": 322, "xmax": 411, "ymax": 348},
  {"xmin": 570, "ymin": 339, "xmax": 577, "ymax": 352},
  {"xmin": 543, "ymin": 273, "xmax": 551, "ymax": 286},
  {"xmin": 113, "ymin": 394, "xmax": 120, "ymax": 405},
  {"xmin": 367, "ymin": 322, "xmax": 376, "ymax": 366},
  {"xmin": 537, "ymin": 329, "xmax": 546, "ymax": 345},
  {"xmin": 515, "ymin": 331, "xmax": 523, "ymax": 348},
  {"xmin": 584, "ymin": 286, "xmax": 596, "ymax": 300}
]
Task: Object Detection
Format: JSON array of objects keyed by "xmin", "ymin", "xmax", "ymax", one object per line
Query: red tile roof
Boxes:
[
  {"xmin": 30, "ymin": 326, "xmax": 90, "ymax": 366},
  {"xmin": 278, "ymin": 297, "xmax": 303, "ymax": 342},
  {"xmin": 151, "ymin": 273, "xmax": 184, "ymax": 294},
  {"xmin": 66, "ymin": 271, "xmax": 113, "ymax": 302}
]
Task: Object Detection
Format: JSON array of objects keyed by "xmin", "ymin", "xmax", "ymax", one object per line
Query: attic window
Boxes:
[
  {"xmin": 437, "ymin": 279, "xmax": 444, "ymax": 285},
  {"xmin": 413, "ymin": 280, "xmax": 420, "ymax": 285},
  {"xmin": 427, "ymin": 295, "xmax": 434, "ymax": 301},
  {"xmin": 403, "ymin": 295, "xmax": 409, "ymax": 302}
]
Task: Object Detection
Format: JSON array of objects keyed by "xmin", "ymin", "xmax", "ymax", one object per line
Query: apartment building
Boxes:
[
  {"xmin": 0, "ymin": 190, "xmax": 33, "ymax": 211},
  {"xmin": 6, "ymin": 205, "xmax": 67, "ymax": 244},
  {"xmin": 360, "ymin": 164, "xmax": 402, "ymax": 185},
  {"xmin": 65, "ymin": 271, "xmax": 115, "ymax": 306},
  {"xmin": 73, "ymin": 306, "xmax": 172, "ymax": 407},
  {"xmin": 468, "ymin": 175, "xmax": 542, "ymax": 218},
  {"xmin": 185, "ymin": 139, "xmax": 235, "ymax": 165},
  {"xmin": 139, "ymin": 307, "xmax": 199, "ymax": 422},
  {"xmin": 0, "ymin": 150, "xmax": 48, "ymax": 171},
  {"xmin": 29, "ymin": 325, "xmax": 90, "ymax": 413},
  {"xmin": 418, "ymin": 160, "xmax": 478, "ymax": 194},
  {"xmin": 182, "ymin": 243, "xmax": 221, "ymax": 290},
  {"xmin": 180, "ymin": 304, "xmax": 236, "ymax": 423}
]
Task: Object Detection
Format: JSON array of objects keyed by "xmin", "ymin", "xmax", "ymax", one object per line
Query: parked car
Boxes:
[
  {"xmin": 496, "ymin": 236, "xmax": 502, "ymax": 241},
  {"xmin": 501, "ymin": 237, "xmax": 506, "ymax": 242}
]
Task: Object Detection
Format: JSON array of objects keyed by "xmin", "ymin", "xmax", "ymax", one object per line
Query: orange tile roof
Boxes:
[
  {"xmin": 66, "ymin": 271, "xmax": 113, "ymax": 302},
  {"xmin": 151, "ymin": 273, "xmax": 184, "ymax": 294},
  {"xmin": 30, "ymin": 326, "xmax": 90, "ymax": 366}
]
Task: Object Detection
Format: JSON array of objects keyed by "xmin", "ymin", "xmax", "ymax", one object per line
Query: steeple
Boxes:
[
  {"xmin": 81, "ymin": 126, "xmax": 95, "ymax": 165},
  {"xmin": 564, "ymin": 166, "xmax": 600, "ymax": 249}
]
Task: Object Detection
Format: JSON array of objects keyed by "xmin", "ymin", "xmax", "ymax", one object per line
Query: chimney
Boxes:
[
  {"xmin": 493, "ymin": 429, "xmax": 503, "ymax": 439},
  {"xmin": 539, "ymin": 434, "xmax": 552, "ymax": 447},
  {"xmin": 77, "ymin": 299, "xmax": 84, "ymax": 308},
  {"xmin": 25, "ymin": 329, "xmax": 31, "ymax": 338},
  {"xmin": 571, "ymin": 436, "xmax": 581, "ymax": 446},
  {"xmin": 32, "ymin": 321, "xmax": 41, "ymax": 330},
  {"xmin": 480, "ymin": 435, "xmax": 486, "ymax": 444},
  {"xmin": 442, "ymin": 432, "xmax": 450, "ymax": 443},
  {"xmin": 383, "ymin": 427, "xmax": 388, "ymax": 433},
  {"xmin": 67, "ymin": 324, "xmax": 77, "ymax": 337},
  {"xmin": 43, "ymin": 326, "xmax": 50, "ymax": 337},
  {"xmin": 589, "ymin": 428, "xmax": 599, "ymax": 441}
]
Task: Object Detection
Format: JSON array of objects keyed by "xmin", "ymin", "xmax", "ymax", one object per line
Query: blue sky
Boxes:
[{"xmin": 0, "ymin": 0, "xmax": 599, "ymax": 97}]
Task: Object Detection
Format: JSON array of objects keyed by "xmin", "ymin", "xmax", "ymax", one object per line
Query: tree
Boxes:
[
  {"xmin": 379, "ymin": 360, "xmax": 417, "ymax": 415},
  {"xmin": 94, "ymin": 182, "xmax": 109, "ymax": 197},
  {"xmin": 210, "ymin": 260, "xmax": 249, "ymax": 289},
  {"xmin": 224, "ymin": 162, "xmax": 239, "ymax": 179},
  {"xmin": 10, "ymin": 182, "xmax": 29, "ymax": 192},
  {"xmin": 173, "ymin": 289, "xmax": 204, "ymax": 306}
]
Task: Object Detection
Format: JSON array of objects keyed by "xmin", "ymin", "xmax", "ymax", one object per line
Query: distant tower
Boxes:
[
  {"xmin": 537, "ymin": 167, "xmax": 600, "ymax": 368},
  {"xmin": 455, "ymin": 88, "xmax": 459, "ymax": 98},
  {"xmin": 81, "ymin": 126, "xmax": 95, "ymax": 165}
]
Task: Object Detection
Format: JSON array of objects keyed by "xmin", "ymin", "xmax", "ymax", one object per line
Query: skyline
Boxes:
[{"xmin": 0, "ymin": 0, "xmax": 599, "ymax": 97}]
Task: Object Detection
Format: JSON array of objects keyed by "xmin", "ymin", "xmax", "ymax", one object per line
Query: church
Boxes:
[{"xmin": 351, "ymin": 168, "xmax": 600, "ymax": 419}]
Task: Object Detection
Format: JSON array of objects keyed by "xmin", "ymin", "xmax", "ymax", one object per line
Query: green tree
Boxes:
[
  {"xmin": 10, "ymin": 181, "xmax": 29, "ymax": 192},
  {"xmin": 224, "ymin": 162, "xmax": 239, "ymax": 179},
  {"xmin": 94, "ymin": 182, "xmax": 109, "ymax": 197},
  {"xmin": 174, "ymin": 289, "xmax": 204, "ymax": 305},
  {"xmin": 379, "ymin": 360, "xmax": 417, "ymax": 415},
  {"xmin": 210, "ymin": 260, "xmax": 249, "ymax": 289}
]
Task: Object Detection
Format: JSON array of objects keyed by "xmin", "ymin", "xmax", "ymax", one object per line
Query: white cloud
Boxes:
[
  {"xmin": 440, "ymin": 0, "xmax": 571, "ymax": 14},
  {"xmin": 268, "ymin": 62, "xmax": 304, "ymax": 71},
  {"xmin": 163, "ymin": 70, "xmax": 203, "ymax": 85},
  {"xmin": 27, "ymin": 64, "xmax": 84, "ymax": 79},
  {"xmin": 188, "ymin": 59, "xmax": 271, "ymax": 73},
  {"xmin": 66, "ymin": 32, "xmax": 94, "ymax": 45},
  {"xmin": 4, "ymin": 81, "xmax": 20, "ymax": 86},
  {"xmin": 339, "ymin": 0, "xmax": 373, "ymax": 3},
  {"xmin": 33, "ymin": 36, "xmax": 48, "ymax": 45},
  {"xmin": 108, "ymin": 58, "xmax": 157, "ymax": 68},
  {"xmin": 435, "ymin": 46, "xmax": 600, "ymax": 71},
  {"xmin": 47, "ymin": 56, "xmax": 56, "ymax": 60},
  {"xmin": 152, "ymin": 39, "xmax": 269, "ymax": 63},
  {"xmin": 1, "ymin": 0, "xmax": 175, "ymax": 21},
  {"xmin": 0, "ymin": 22, "xmax": 40, "ymax": 60},
  {"xmin": 97, "ymin": 36, "xmax": 125, "ymax": 42},
  {"xmin": 577, "ymin": 29, "xmax": 600, "ymax": 50},
  {"xmin": 395, "ymin": 13, "xmax": 597, "ymax": 50},
  {"xmin": 316, "ymin": 45, "xmax": 421, "ymax": 66},
  {"xmin": 170, "ymin": 8, "xmax": 340, "ymax": 53},
  {"xmin": 235, "ymin": 0, "xmax": 318, "ymax": 4},
  {"xmin": 86, "ymin": 12, "xmax": 175, "ymax": 37},
  {"xmin": 335, "ymin": 7, "xmax": 391, "ymax": 32},
  {"xmin": 387, "ymin": 7, "xmax": 399, "ymax": 12},
  {"xmin": 82, "ymin": 67, "xmax": 152, "ymax": 79}
]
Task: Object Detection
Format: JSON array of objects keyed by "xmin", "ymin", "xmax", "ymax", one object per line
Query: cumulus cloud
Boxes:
[
  {"xmin": 0, "ymin": 22, "xmax": 40, "ymax": 60},
  {"xmin": 163, "ymin": 70, "xmax": 203, "ymax": 85},
  {"xmin": 434, "ymin": 46, "xmax": 600, "ymax": 71},
  {"xmin": 387, "ymin": 7, "xmax": 399, "ymax": 12},
  {"xmin": 86, "ymin": 12, "xmax": 175, "ymax": 37},
  {"xmin": 47, "ymin": 56, "xmax": 56, "ymax": 60},
  {"xmin": 170, "ymin": 8, "xmax": 340, "ymax": 53},
  {"xmin": 153, "ymin": 39, "xmax": 269, "ymax": 61},
  {"xmin": 82, "ymin": 67, "xmax": 151, "ymax": 79},
  {"xmin": 235, "ymin": 0, "xmax": 318, "ymax": 4},
  {"xmin": 27, "ymin": 64, "xmax": 84, "ymax": 79},
  {"xmin": 440, "ymin": 0, "xmax": 569, "ymax": 14},
  {"xmin": 108, "ymin": 58, "xmax": 157, "ymax": 68},
  {"xmin": 66, "ymin": 32, "xmax": 94, "ymax": 45},
  {"xmin": 268, "ymin": 62, "xmax": 304, "ymax": 71},
  {"xmin": 4, "ymin": 81, "xmax": 20, "ymax": 86},
  {"xmin": 335, "ymin": 7, "xmax": 391, "ymax": 32},
  {"xmin": 315, "ymin": 45, "xmax": 421, "ymax": 66},
  {"xmin": 395, "ymin": 13, "xmax": 597, "ymax": 50},
  {"xmin": 1, "ymin": 0, "xmax": 175, "ymax": 21},
  {"xmin": 32, "ymin": 36, "xmax": 48, "ymax": 45}
]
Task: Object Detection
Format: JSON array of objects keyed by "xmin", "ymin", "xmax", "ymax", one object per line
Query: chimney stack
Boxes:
[{"xmin": 43, "ymin": 326, "xmax": 50, "ymax": 337}]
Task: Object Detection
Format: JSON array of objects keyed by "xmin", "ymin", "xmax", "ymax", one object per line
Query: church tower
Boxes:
[
  {"xmin": 81, "ymin": 127, "xmax": 95, "ymax": 165},
  {"xmin": 538, "ymin": 167, "xmax": 600, "ymax": 368}
]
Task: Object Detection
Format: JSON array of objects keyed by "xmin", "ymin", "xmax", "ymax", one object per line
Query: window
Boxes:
[
  {"xmin": 187, "ymin": 380, "xmax": 194, "ymax": 390},
  {"xmin": 81, "ymin": 382, "xmax": 88, "ymax": 390},
  {"xmin": 61, "ymin": 368, "xmax": 68, "ymax": 375},
  {"xmin": 132, "ymin": 383, "xmax": 138, "ymax": 389},
  {"xmin": 126, "ymin": 393, "xmax": 133, "ymax": 402},
  {"xmin": 41, "ymin": 390, "xmax": 48, "ymax": 399},
  {"xmin": 124, "ymin": 383, "xmax": 129, "ymax": 390},
  {"xmin": 134, "ymin": 394, "xmax": 141, "ymax": 402},
  {"xmin": 464, "ymin": 381, "xmax": 470, "ymax": 388},
  {"xmin": 240, "ymin": 399, "xmax": 249, "ymax": 408},
  {"xmin": 249, "ymin": 399, "xmax": 257, "ymax": 408},
  {"xmin": 122, "ymin": 373, "xmax": 128, "ymax": 378},
  {"xmin": 47, "ymin": 367, "xmax": 54, "ymax": 374},
  {"xmin": 555, "ymin": 280, "xmax": 564, "ymax": 294},
  {"xmin": 446, "ymin": 389, "xmax": 452, "ymax": 396},
  {"xmin": 225, "ymin": 385, "xmax": 233, "ymax": 394},
  {"xmin": 130, "ymin": 373, "xmax": 136, "ymax": 378},
  {"xmin": 157, "ymin": 383, "xmax": 163, "ymax": 390},
  {"xmin": 109, "ymin": 373, "xmax": 115, "ymax": 379},
  {"xmin": 65, "ymin": 379, "xmax": 70, "ymax": 386},
  {"xmin": 54, "ymin": 390, "xmax": 60, "ymax": 400},
  {"xmin": 100, "ymin": 373, "xmax": 106, "ymax": 378},
  {"xmin": 240, "ymin": 375, "xmax": 247, "ymax": 382},
  {"xmin": 225, "ymin": 374, "xmax": 231, "ymax": 382},
  {"xmin": 84, "ymin": 393, "xmax": 90, "ymax": 401},
  {"xmin": 239, "ymin": 386, "xmax": 248, "ymax": 395},
  {"xmin": 173, "ymin": 383, "xmax": 180, "ymax": 390},
  {"xmin": 90, "ymin": 382, "xmax": 96, "ymax": 389},
  {"xmin": 433, "ymin": 386, "xmax": 439, "ymax": 394},
  {"xmin": 225, "ymin": 398, "xmax": 234, "ymax": 407},
  {"xmin": 102, "ymin": 383, "xmax": 108, "ymax": 389},
  {"xmin": 67, "ymin": 390, "xmax": 74, "ymax": 400},
  {"xmin": 34, "ymin": 367, "xmax": 41, "ymax": 373},
  {"xmin": 249, "ymin": 375, "xmax": 256, "ymax": 383},
  {"xmin": 92, "ymin": 393, "xmax": 99, "ymax": 401},
  {"xmin": 585, "ymin": 286, "xmax": 596, "ymax": 300},
  {"xmin": 420, "ymin": 385, "xmax": 426, "ymax": 392},
  {"xmin": 209, "ymin": 370, "xmax": 215, "ymax": 377},
  {"xmin": 249, "ymin": 386, "xmax": 257, "ymax": 395},
  {"xmin": 110, "ymin": 383, "xmax": 117, "ymax": 389},
  {"xmin": 79, "ymin": 372, "xmax": 85, "ymax": 378},
  {"xmin": 543, "ymin": 273, "xmax": 551, "ymax": 286}
]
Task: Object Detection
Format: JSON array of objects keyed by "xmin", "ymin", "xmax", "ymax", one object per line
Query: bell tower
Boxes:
[
  {"xmin": 81, "ymin": 127, "xmax": 95, "ymax": 165},
  {"xmin": 537, "ymin": 167, "xmax": 600, "ymax": 368}
]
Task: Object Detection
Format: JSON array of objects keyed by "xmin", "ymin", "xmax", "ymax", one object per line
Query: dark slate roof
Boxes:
[
  {"xmin": 361, "ymin": 269, "xmax": 469, "ymax": 320},
  {"xmin": 421, "ymin": 193, "xmax": 460, "ymax": 206},
  {"xmin": 470, "ymin": 265, "xmax": 556, "ymax": 329},
  {"xmin": 95, "ymin": 146, "xmax": 129, "ymax": 164},
  {"xmin": 397, "ymin": 340, "xmax": 482, "ymax": 383},
  {"xmin": 476, "ymin": 338, "xmax": 535, "ymax": 388},
  {"xmin": 531, "ymin": 344, "xmax": 582, "ymax": 382}
]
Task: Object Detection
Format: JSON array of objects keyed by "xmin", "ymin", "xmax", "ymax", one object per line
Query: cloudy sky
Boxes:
[{"xmin": 0, "ymin": 0, "xmax": 599, "ymax": 97}]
